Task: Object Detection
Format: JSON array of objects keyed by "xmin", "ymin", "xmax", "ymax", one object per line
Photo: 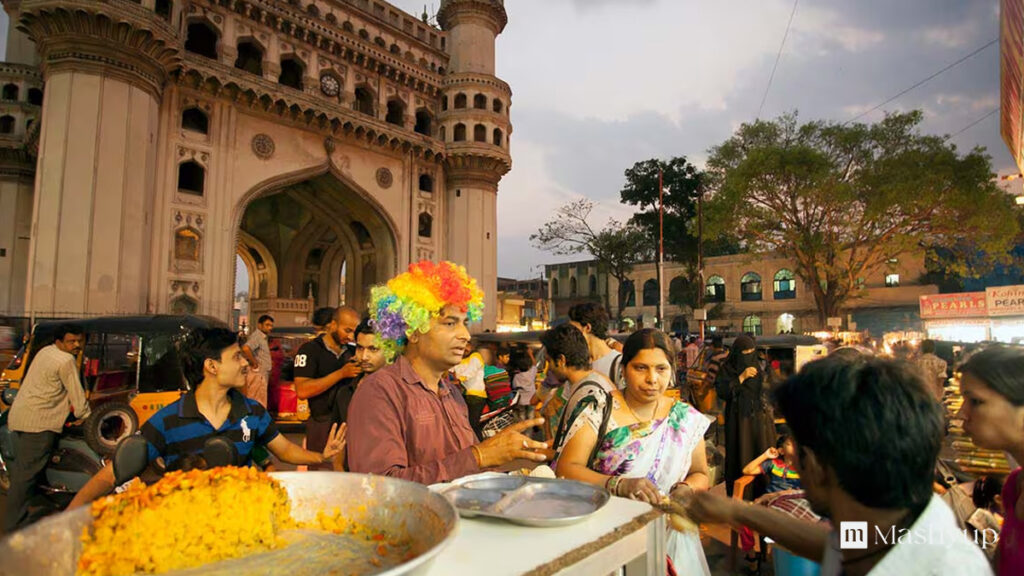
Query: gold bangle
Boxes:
[{"xmin": 471, "ymin": 445, "xmax": 484, "ymax": 468}]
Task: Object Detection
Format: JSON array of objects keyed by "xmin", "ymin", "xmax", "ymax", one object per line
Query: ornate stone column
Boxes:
[
  {"xmin": 439, "ymin": 0, "xmax": 511, "ymax": 330},
  {"xmin": 17, "ymin": 0, "xmax": 181, "ymax": 315}
]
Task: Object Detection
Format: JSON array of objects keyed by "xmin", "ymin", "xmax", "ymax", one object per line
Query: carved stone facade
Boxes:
[{"xmin": 0, "ymin": 0, "xmax": 511, "ymax": 328}]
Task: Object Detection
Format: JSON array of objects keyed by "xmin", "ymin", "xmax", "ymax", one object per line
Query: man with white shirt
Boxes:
[{"xmin": 685, "ymin": 355, "xmax": 992, "ymax": 576}]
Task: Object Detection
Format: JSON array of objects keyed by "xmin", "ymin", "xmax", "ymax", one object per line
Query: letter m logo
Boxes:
[{"xmin": 840, "ymin": 522, "xmax": 868, "ymax": 550}]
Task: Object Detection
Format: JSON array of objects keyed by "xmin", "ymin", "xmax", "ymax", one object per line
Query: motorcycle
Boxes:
[{"xmin": 0, "ymin": 387, "xmax": 104, "ymax": 521}]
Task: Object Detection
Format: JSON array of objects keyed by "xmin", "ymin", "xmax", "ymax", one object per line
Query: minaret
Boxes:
[
  {"xmin": 437, "ymin": 0, "xmax": 512, "ymax": 330},
  {"xmin": 14, "ymin": 1, "xmax": 181, "ymax": 315}
]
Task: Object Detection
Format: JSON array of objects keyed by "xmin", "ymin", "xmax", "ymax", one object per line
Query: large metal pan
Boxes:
[{"xmin": 0, "ymin": 472, "xmax": 458, "ymax": 576}]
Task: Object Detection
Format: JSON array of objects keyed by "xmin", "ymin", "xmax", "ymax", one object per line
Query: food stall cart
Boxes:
[{"xmin": 428, "ymin": 495, "xmax": 666, "ymax": 575}]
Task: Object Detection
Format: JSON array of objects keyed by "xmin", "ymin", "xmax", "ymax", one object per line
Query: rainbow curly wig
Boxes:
[{"xmin": 369, "ymin": 261, "xmax": 484, "ymax": 361}]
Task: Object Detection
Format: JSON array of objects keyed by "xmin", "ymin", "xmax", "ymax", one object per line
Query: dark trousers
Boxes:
[
  {"xmin": 304, "ymin": 418, "xmax": 336, "ymax": 472},
  {"xmin": 4, "ymin": 430, "xmax": 59, "ymax": 532}
]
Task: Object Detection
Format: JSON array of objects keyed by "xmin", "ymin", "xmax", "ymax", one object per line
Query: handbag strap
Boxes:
[{"xmin": 551, "ymin": 381, "xmax": 613, "ymax": 468}]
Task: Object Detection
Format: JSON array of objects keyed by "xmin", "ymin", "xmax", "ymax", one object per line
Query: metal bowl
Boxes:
[{"xmin": 0, "ymin": 472, "xmax": 458, "ymax": 576}]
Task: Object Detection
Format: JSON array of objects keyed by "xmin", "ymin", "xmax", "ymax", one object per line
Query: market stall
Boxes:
[{"xmin": 919, "ymin": 285, "xmax": 1024, "ymax": 343}]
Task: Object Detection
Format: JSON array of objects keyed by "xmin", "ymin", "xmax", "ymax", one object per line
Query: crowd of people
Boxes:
[{"xmin": 4, "ymin": 259, "xmax": 1024, "ymax": 576}]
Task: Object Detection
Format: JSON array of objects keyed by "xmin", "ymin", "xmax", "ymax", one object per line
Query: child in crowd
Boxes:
[{"xmin": 742, "ymin": 429, "xmax": 801, "ymax": 493}]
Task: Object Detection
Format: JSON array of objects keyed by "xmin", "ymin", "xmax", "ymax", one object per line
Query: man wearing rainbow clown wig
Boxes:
[{"xmin": 347, "ymin": 261, "xmax": 549, "ymax": 484}]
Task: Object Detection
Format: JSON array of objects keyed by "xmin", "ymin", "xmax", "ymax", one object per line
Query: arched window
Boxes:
[
  {"xmin": 619, "ymin": 280, "xmax": 636, "ymax": 308},
  {"xmin": 741, "ymin": 272, "xmax": 762, "ymax": 301},
  {"xmin": 27, "ymin": 88, "xmax": 43, "ymax": 106},
  {"xmin": 473, "ymin": 124, "xmax": 486, "ymax": 142},
  {"xmin": 437, "ymin": 66, "xmax": 446, "ymax": 75},
  {"xmin": 492, "ymin": 128, "xmax": 503, "ymax": 147},
  {"xmin": 414, "ymin": 108, "xmax": 432, "ymax": 135},
  {"xmin": 589, "ymin": 275, "xmax": 597, "ymax": 296},
  {"xmin": 177, "ymin": 161, "xmax": 205, "ymax": 195},
  {"xmin": 181, "ymin": 107, "xmax": 209, "ymax": 134},
  {"xmin": 642, "ymin": 279, "xmax": 659, "ymax": 306},
  {"xmin": 773, "ymin": 269, "xmax": 796, "ymax": 300},
  {"xmin": 155, "ymin": 0, "xmax": 172, "ymax": 20},
  {"xmin": 234, "ymin": 41, "xmax": 264, "ymax": 76},
  {"xmin": 359, "ymin": 29, "xmax": 370, "ymax": 40},
  {"xmin": 185, "ymin": 22, "xmax": 218, "ymax": 59},
  {"xmin": 374, "ymin": 37, "xmax": 387, "ymax": 48},
  {"xmin": 0, "ymin": 115, "xmax": 15, "ymax": 134},
  {"xmin": 385, "ymin": 99, "xmax": 405, "ymax": 126},
  {"xmin": 454, "ymin": 93, "xmax": 467, "ymax": 109},
  {"xmin": 326, "ymin": 12, "xmax": 337, "ymax": 24},
  {"xmin": 439, "ymin": 125, "xmax": 446, "ymax": 141},
  {"xmin": 669, "ymin": 276, "xmax": 690, "ymax": 306},
  {"xmin": 354, "ymin": 86, "xmax": 375, "ymax": 116},
  {"xmin": 390, "ymin": 43, "xmax": 401, "ymax": 55},
  {"xmin": 278, "ymin": 57, "xmax": 304, "ymax": 90},
  {"xmin": 551, "ymin": 277, "xmax": 560, "ymax": 298},
  {"xmin": 418, "ymin": 212, "xmax": 432, "ymax": 238},
  {"xmin": 2, "ymin": 84, "xmax": 18, "ymax": 101},
  {"xmin": 442, "ymin": 96, "xmax": 448, "ymax": 111},
  {"xmin": 743, "ymin": 315, "xmax": 763, "ymax": 336},
  {"xmin": 174, "ymin": 228, "xmax": 200, "ymax": 262},
  {"xmin": 305, "ymin": 247, "xmax": 325, "ymax": 269},
  {"xmin": 493, "ymin": 99, "xmax": 503, "ymax": 113},
  {"xmin": 473, "ymin": 94, "xmax": 487, "ymax": 109},
  {"xmin": 705, "ymin": 275, "xmax": 725, "ymax": 303},
  {"xmin": 453, "ymin": 123, "xmax": 466, "ymax": 141},
  {"xmin": 419, "ymin": 174, "xmax": 433, "ymax": 193},
  {"xmin": 569, "ymin": 277, "xmax": 578, "ymax": 297},
  {"xmin": 307, "ymin": 3, "xmax": 320, "ymax": 17}
]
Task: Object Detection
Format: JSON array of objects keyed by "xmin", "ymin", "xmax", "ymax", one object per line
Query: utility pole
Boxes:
[
  {"xmin": 658, "ymin": 167, "xmax": 665, "ymax": 331},
  {"xmin": 697, "ymin": 179, "xmax": 705, "ymax": 341}
]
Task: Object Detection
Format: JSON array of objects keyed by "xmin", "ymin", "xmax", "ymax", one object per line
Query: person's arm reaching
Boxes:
[
  {"xmin": 685, "ymin": 491, "xmax": 829, "ymax": 562},
  {"xmin": 61, "ymin": 357, "xmax": 92, "ymax": 420},
  {"xmin": 266, "ymin": 423, "xmax": 346, "ymax": 465},
  {"xmin": 68, "ymin": 462, "xmax": 116, "ymax": 509}
]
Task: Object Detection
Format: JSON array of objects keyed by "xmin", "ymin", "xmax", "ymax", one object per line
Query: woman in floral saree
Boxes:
[{"xmin": 555, "ymin": 328, "xmax": 712, "ymax": 575}]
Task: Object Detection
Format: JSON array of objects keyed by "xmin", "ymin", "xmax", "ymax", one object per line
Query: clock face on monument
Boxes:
[{"xmin": 320, "ymin": 75, "xmax": 340, "ymax": 97}]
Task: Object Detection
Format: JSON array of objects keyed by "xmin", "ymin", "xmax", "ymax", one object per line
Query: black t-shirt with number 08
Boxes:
[{"xmin": 292, "ymin": 335, "xmax": 354, "ymax": 421}]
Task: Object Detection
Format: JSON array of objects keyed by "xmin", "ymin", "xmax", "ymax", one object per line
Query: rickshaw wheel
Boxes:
[{"xmin": 84, "ymin": 402, "xmax": 139, "ymax": 457}]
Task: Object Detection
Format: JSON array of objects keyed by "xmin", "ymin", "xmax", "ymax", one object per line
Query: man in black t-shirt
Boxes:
[{"xmin": 294, "ymin": 306, "xmax": 361, "ymax": 470}]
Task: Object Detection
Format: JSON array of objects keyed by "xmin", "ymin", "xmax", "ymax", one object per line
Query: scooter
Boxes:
[{"xmin": 0, "ymin": 387, "xmax": 104, "ymax": 519}]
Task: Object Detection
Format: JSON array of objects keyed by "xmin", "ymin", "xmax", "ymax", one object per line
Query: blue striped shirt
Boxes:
[{"xmin": 140, "ymin": 388, "xmax": 279, "ymax": 468}]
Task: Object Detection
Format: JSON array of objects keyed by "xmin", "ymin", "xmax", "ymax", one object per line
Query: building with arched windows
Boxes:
[
  {"xmin": 545, "ymin": 253, "xmax": 938, "ymax": 336},
  {"xmin": 0, "ymin": 0, "xmax": 513, "ymax": 329}
]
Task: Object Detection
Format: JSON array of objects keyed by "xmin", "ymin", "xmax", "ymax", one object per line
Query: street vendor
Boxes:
[
  {"xmin": 347, "ymin": 261, "xmax": 549, "ymax": 484},
  {"xmin": 67, "ymin": 328, "xmax": 346, "ymax": 508}
]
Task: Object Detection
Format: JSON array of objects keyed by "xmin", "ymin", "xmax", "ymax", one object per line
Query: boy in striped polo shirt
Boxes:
[{"xmin": 68, "ymin": 328, "xmax": 346, "ymax": 508}]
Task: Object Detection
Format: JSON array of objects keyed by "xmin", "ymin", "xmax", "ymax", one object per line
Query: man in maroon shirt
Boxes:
[{"xmin": 347, "ymin": 261, "xmax": 548, "ymax": 484}]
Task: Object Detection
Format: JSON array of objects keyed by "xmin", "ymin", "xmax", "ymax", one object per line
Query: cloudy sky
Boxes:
[{"xmin": 2, "ymin": 1, "xmax": 1012, "ymax": 282}]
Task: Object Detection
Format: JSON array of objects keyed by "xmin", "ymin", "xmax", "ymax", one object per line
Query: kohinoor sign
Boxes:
[
  {"xmin": 986, "ymin": 285, "xmax": 1024, "ymax": 316},
  {"xmin": 919, "ymin": 293, "xmax": 988, "ymax": 319}
]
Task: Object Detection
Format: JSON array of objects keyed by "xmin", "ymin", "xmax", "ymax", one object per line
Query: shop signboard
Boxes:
[
  {"xmin": 986, "ymin": 284, "xmax": 1024, "ymax": 317},
  {"xmin": 919, "ymin": 292, "xmax": 987, "ymax": 319}
]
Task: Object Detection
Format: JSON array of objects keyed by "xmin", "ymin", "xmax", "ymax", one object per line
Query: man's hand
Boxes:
[
  {"xmin": 337, "ymin": 360, "xmax": 363, "ymax": 380},
  {"xmin": 684, "ymin": 490, "xmax": 743, "ymax": 526},
  {"xmin": 321, "ymin": 423, "xmax": 347, "ymax": 462},
  {"xmin": 474, "ymin": 418, "xmax": 549, "ymax": 469}
]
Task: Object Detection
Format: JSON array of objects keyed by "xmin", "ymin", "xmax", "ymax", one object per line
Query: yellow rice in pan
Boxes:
[{"xmin": 77, "ymin": 467, "xmax": 297, "ymax": 576}]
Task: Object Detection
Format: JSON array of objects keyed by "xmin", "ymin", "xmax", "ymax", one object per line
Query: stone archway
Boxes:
[{"xmin": 230, "ymin": 166, "xmax": 398, "ymax": 326}]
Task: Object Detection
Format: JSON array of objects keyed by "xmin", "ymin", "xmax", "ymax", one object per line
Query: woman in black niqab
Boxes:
[{"xmin": 715, "ymin": 335, "xmax": 775, "ymax": 495}]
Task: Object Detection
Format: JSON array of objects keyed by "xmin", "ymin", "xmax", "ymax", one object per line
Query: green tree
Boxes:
[
  {"xmin": 705, "ymin": 111, "xmax": 1020, "ymax": 326},
  {"xmin": 620, "ymin": 158, "xmax": 739, "ymax": 310},
  {"xmin": 531, "ymin": 199, "xmax": 653, "ymax": 314}
]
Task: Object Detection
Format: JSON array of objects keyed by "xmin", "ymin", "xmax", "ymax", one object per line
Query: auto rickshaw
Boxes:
[{"xmin": 0, "ymin": 315, "xmax": 230, "ymax": 456}]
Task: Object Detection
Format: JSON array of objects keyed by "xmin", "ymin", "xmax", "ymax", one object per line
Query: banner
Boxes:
[
  {"xmin": 986, "ymin": 284, "xmax": 1024, "ymax": 316},
  {"xmin": 919, "ymin": 292, "xmax": 987, "ymax": 319}
]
